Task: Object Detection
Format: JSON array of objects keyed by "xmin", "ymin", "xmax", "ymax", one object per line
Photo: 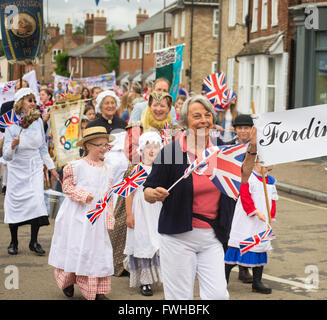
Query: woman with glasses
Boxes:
[{"xmin": 3, "ymin": 88, "xmax": 59, "ymax": 256}]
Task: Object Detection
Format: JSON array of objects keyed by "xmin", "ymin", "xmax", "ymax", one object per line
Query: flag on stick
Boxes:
[
  {"xmin": 239, "ymin": 224, "xmax": 276, "ymax": 255},
  {"xmin": 0, "ymin": 109, "xmax": 21, "ymax": 128}
]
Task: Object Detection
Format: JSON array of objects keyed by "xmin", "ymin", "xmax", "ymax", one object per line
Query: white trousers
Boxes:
[{"xmin": 160, "ymin": 228, "xmax": 229, "ymax": 300}]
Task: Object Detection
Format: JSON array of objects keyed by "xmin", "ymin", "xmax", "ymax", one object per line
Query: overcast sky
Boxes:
[{"xmin": 46, "ymin": 0, "xmax": 175, "ymax": 32}]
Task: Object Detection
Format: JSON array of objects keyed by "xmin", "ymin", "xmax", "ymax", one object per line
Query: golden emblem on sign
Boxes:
[{"xmin": 10, "ymin": 13, "xmax": 36, "ymax": 38}]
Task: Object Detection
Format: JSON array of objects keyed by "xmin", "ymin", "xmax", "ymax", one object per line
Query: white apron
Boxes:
[
  {"xmin": 104, "ymin": 131, "xmax": 129, "ymax": 209},
  {"xmin": 124, "ymin": 164, "xmax": 162, "ymax": 259},
  {"xmin": 4, "ymin": 119, "xmax": 53, "ymax": 224},
  {"xmin": 228, "ymin": 172, "xmax": 278, "ymax": 253},
  {"xmin": 48, "ymin": 159, "xmax": 114, "ymax": 277}
]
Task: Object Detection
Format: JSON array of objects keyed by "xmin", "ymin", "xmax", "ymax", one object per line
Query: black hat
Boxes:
[{"xmin": 232, "ymin": 114, "xmax": 254, "ymax": 127}]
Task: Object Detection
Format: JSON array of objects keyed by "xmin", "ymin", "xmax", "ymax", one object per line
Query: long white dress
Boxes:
[
  {"xmin": 3, "ymin": 118, "xmax": 55, "ymax": 224},
  {"xmin": 124, "ymin": 164, "xmax": 162, "ymax": 259},
  {"xmin": 227, "ymin": 172, "xmax": 278, "ymax": 252},
  {"xmin": 48, "ymin": 159, "xmax": 114, "ymax": 277}
]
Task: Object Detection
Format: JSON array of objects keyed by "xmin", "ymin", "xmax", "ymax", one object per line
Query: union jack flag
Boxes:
[
  {"xmin": 86, "ymin": 189, "xmax": 114, "ymax": 225},
  {"xmin": 209, "ymin": 144, "xmax": 247, "ymax": 200},
  {"xmin": 210, "ymin": 129, "xmax": 222, "ymax": 139},
  {"xmin": 1, "ymin": 81, "xmax": 16, "ymax": 104},
  {"xmin": 0, "ymin": 109, "xmax": 22, "ymax": 129},
  {"xmin": 106, "ymin": 144, "xmax": 113, "ymax": 152},
  {"xmin": 240, "ymin": 224, "xmax": 276, "ymax": 255},
  {"xmin": 203, "ymin": 72, "xmax": 237, "ymax": 113},
  {"xmin": 184, "ymin": 146, "xmax": 220, "ymax": 177},
  {"xmin": 112, "ymin": 164, "xmax": 148, "ymax": 197},
  {"xmin": 161, "ymin": 122, "xmax": 171, "ymax": 146}
]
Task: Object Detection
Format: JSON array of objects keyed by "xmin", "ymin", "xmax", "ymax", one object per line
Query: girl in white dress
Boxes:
[
  {"xmin": 48, "ymin": 126, "xmax": 116, "ymax": 300},
  {"xmin": 3, "ymin": 88, "xmax": 59, "ymax": 256},
  {"xmin": 224, "ymin": 161, "xmax": 278, "ymax": 294},
  {"xmin": 124, "ymin": 131, "xmax": 163, "ymax": 296}
]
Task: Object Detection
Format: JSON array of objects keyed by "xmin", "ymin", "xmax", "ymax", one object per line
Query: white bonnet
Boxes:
[
  {"xmin": 137, "ymin": 131, "xmax": 163, "ymax": 156},
  {"xmin": 95, "ymin": 90, "xmax": 120, "ymax": 113},
  {"xmin": 14, "ymin": 88, "xmax": 36, "ymax": 105}
]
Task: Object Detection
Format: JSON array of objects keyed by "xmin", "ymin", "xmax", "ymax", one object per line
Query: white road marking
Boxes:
[{"xmin": 279, "ymin": 195, "xmax": 327, "ymax": 211}]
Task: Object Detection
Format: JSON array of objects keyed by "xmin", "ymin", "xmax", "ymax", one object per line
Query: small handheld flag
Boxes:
[
  {"xmin": 203, "ymin": 72, "xmax": 237, "ymax": 113},
  {"xmin": 0, "ymin": 109, "xmax": 22, "ymax": 129},
  {"xmin": 209, "ymin": 144, "xmax": 246, "ymax": 200},
  {"xmin": 161, "ymin": 122, "xmax": 171, "ymax": 146},
  {"xmin": 239, "ymin": 224, "xmax": 276, "ymax": 255},
  {"xmin": 86, "ymin": 189, "xmax": 114, "ymax": 225},
  {"xmin": 112, "ymin": 164, "xmax": 148, "ymax": 197}
]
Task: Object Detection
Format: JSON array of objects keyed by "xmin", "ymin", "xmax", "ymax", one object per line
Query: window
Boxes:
[
  {"xmin": 139, "ymin": 41, "xmax": 143, "ymax": 59},
  {"xmin": 132, "ymin": 40, "xmax": 137, "ymax": 59},
  {"xmin": 120, "ymin": 42, "xmax": 125, "ymax": 60},
  {"xmin": 174, "ymin": 13, "xmax": 179, "ymax": 39},
  {"xmin": 228, "ymin": 0, "xmax": 236, "ymax": 27},
  {"xmin": 52, "ymin": 49, "xmax": 62, "ymax": 63},
  {"xmin": 267, "ymin": 57, "xmax": 276, "ymax": 112},
  {"xmin": 144, "ymin": 35, "xmax": 151, "ymax": 54},
  {"xmin": 243, "ymin": 0, "xmax": 249, "ymax": 24},
  {"xmin": 251, "ymin": 0, "xmax": 258, "ymax": 32},
  {"xmin": 271, "ymin": 0, "xmax": 279, "ymax": 26},
  {"xmin": 181, "ymin": 11, "xmax": 185, "ymax": 38},
  {"xmin": 227, "ymin": 58, "xmax": 235, "ymax": 89},
  {"xmin": 154, "ymin": 32, "xmax": 165, "ymax": 51},
  {"xmin": 213, "ymin": 9, "xmax": 219, "ymax": 37},
  {"xmin": 126, "ymin": 41, "xmax": 130, "ymax": 59},
  {"xmin": 261, "ymin": 0, "xmax": 268, "ymax": 30}
]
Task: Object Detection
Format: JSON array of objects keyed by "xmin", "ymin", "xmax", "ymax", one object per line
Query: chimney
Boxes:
[
  {"xmin": 93, "ymin": 10, "xmax": 107, "ymax": 42},
  {"xmin": 136, "ymin": 7, "xmax": 149, "ymax": 25},
  {"xmin": 65, "ymin": 18, "xmax": 72, "ymax": 38}
]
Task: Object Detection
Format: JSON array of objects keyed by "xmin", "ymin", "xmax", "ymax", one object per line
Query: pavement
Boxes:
[{"xmin": 271, "ymin": 157, "xmax": 327, "ymax": 203}]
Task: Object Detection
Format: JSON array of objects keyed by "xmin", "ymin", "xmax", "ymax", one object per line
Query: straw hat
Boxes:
[{"xmin": 76, "ymin": 126, "xmax": 115, "ymax": 147}]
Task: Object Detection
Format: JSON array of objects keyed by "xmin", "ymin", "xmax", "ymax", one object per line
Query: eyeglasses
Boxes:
[
  {"xmin": 88, "ymin": 142, "xmax": 110, "ymax": 149},
  {"xmin": 27, "ymin": 98, "xmax": 37, "ymax": 103}
]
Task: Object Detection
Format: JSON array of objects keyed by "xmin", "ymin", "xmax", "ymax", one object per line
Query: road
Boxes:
[{"xmin": 0, "ymin": 191, "xmax": 327, "ymax": 300}]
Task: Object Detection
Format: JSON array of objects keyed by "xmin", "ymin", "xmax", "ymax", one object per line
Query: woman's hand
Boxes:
[
  {"xmin": 255, "ymin": 211, "xmax": 266, "ymax": 222},
  {"xmin": 249, "ymin": 126, "xmax": 257, "ymax": 147},
  {"xmin": 86, "ymin": 193, "xmax": 94, "ymax": 203},
  {"xmin": 11, "ymin": 137, "xmax": 20, "ymax": 150},
  {"xmin": 50, "ymin": 169, "xmax": 60, "ymax": 182},
  {"xmin": 126, "ymin": 215, "xmax": 135, "ymax": 229},
  {"xmin": 152, "ymin": 187, "xmax": 169, "ymax": 202}
]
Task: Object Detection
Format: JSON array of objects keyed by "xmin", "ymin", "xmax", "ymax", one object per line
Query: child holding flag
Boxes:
[
  {"xmin": 48, "ymin": 126, "xmax": 116, "ymax": 300},
  {"xmin": 124, "ymin": 131, "xmax": 163, "ymax": 296},
  {"xmin": 224, "ymin": 160, "xmax": 278, "ymax": 294}
]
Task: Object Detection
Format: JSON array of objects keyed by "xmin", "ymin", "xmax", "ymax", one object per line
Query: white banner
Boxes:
[{"xmin": 254, "ymin": 104, "xmax": 327, "ymax": 166}]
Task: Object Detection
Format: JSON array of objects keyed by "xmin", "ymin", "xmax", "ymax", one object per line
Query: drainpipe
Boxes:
[
  {"xmin": 189, "ymin": 0, "xmax": 194, "ymax": 92},
  {"xmin": 217, "ymin": 0, "xmax": 223, "ymax": 71}
]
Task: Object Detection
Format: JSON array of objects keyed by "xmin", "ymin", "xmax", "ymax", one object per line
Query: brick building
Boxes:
[
  {"xmin": 236, "ymin": 0, "xmax": 294, "ymax": 114},
  {"xmin": 66, "ymin": 11, "xmax": 124, "ymax": 78},
  {"xmin": 218, "ymin": 0, "xmax": 249, "ymax": 97},
  {"xmin": 167, "ymin": 0, "xmax": 219, "ymax": 93},
  {"xmin": 115, "ymin": 8, "xmax": 171, "ymax": 88}
]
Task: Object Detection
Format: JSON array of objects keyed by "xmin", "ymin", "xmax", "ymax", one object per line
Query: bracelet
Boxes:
[{"xmin": 247, "ymin": 151, "xmax": 257, "ymax": 156}]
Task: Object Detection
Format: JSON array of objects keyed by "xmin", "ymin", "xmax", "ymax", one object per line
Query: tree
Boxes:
[
  {"xmin": 54, "ymin": 52, "xmax": 70, "ymax": 77},
  {"xmin": 102, "ymin": 28, "xmax": 119, "ymax": 73}
]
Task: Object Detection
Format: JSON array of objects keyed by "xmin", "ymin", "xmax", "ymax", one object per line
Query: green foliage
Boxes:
[
  {"xmin": 73, "ymin": 23, "xmax": 84, "ymax": 35},
  {"xmin": 102, "ymin": 28, "xmax": 119, "ymax": 73},
  {"xmin": 54, "ymin": 52, "xmax": 70, "ymax": 77}
]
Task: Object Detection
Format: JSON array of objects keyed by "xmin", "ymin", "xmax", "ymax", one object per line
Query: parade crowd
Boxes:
[{"xmin": 0, "ymin": 76, "xmax": 278, "ymax": 300}]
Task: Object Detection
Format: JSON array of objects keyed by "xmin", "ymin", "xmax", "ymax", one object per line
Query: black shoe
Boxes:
[
  {"xmin": 2, "ymin": 186, "xmax": 6, "ymax": 195},
  {"xmin": 63, "ymin": 285, "xmax": 74, "ymax": 298},
  {"xmin": 238, "ymin": 266, "xmax": 253, "ymax": 283},
  {"xmin": 8, "ymin": 242, "xmax": 18, "ymax": 255},
  {"xmin": 252, "ymin": 266, "xmax": 272, "ymax": 294},
  {"xmin": 140, "ymin": 284, "xmax": 153, "ymax": 296},
  {"xmin": 29, "ymin": 242, "xmax": 45, "ymax": 256},
  {"xmin": 120, "ymin": 269, "xmax": 130, "ymax": 277}
]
